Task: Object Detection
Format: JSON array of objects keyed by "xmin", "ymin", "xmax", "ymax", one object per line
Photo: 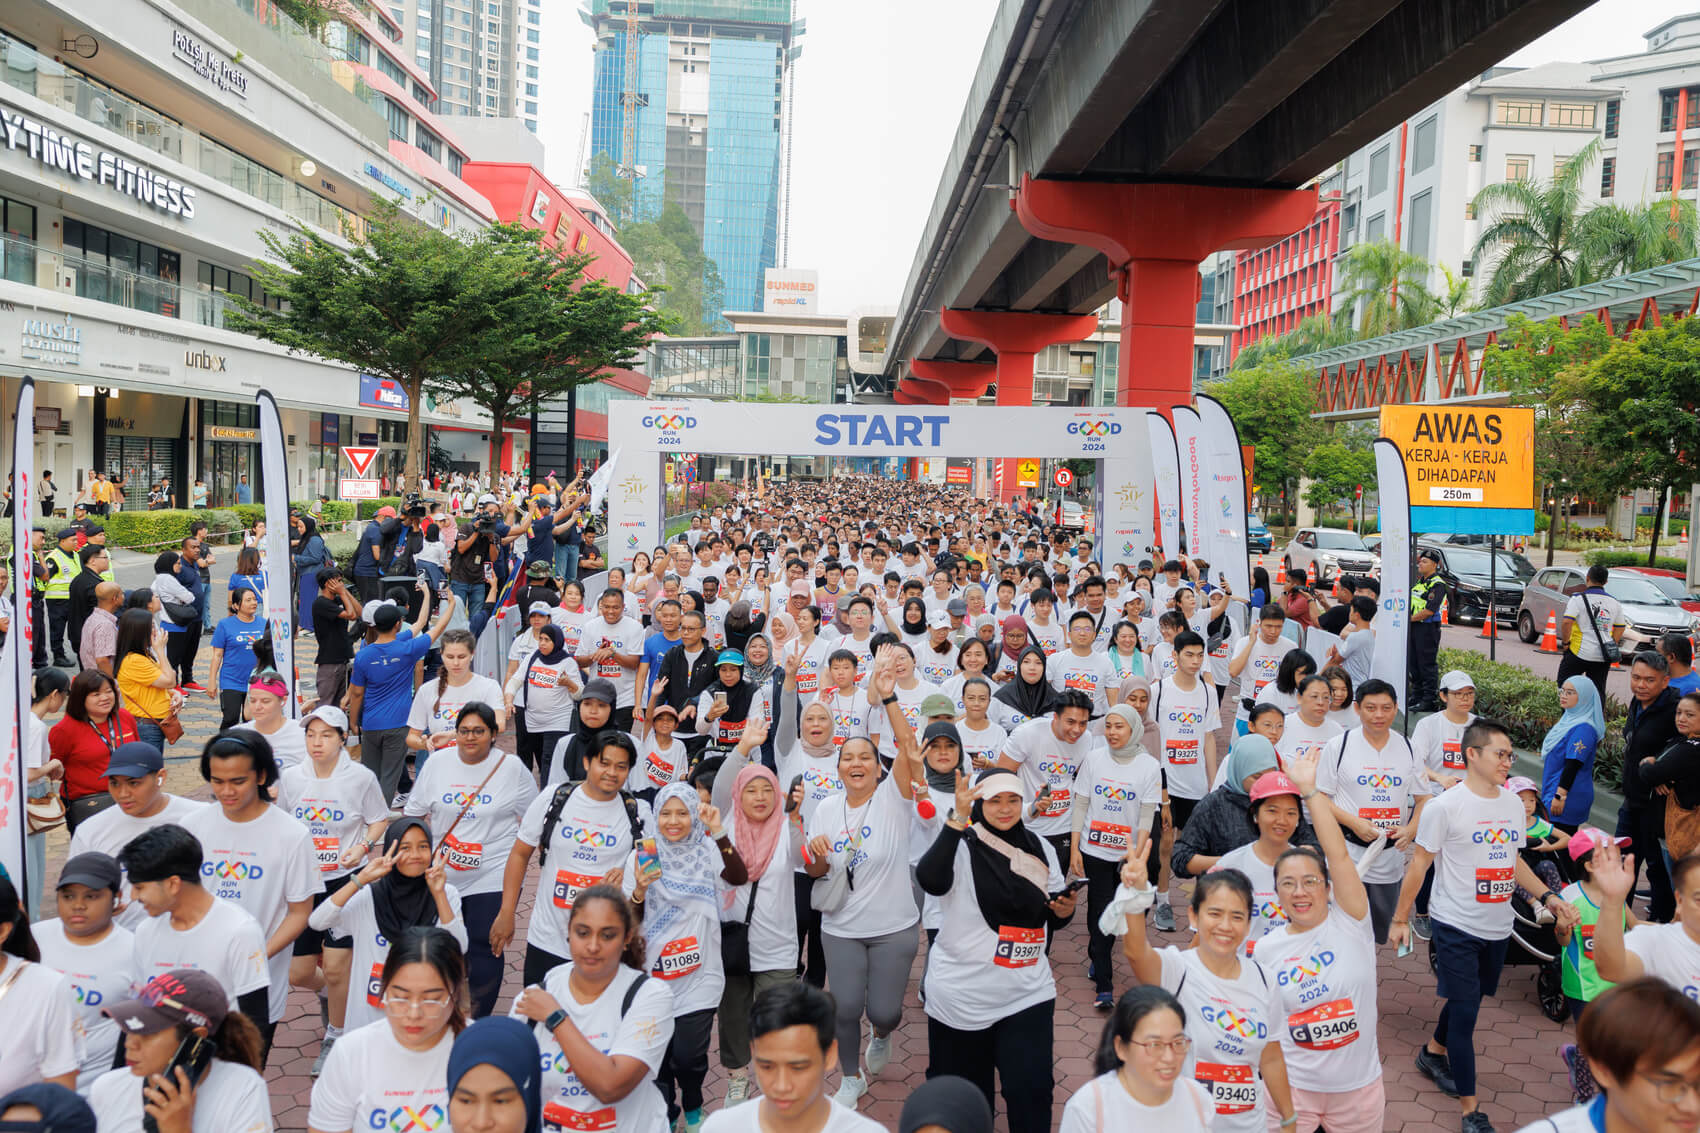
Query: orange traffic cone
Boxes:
[
  {"xmin": 1275, "ymin": 560, "xmax": 1287, "ymax": 585},
  {"xmin": 1683, "ymin": 527, "xmax": 1690, "ymax": 546},
  {"xmin": 1478, "ymin": 608, "xmax": 1497, "ymax": 639},
  {"xmin": 1440, "ymin": 601, "xmax": 1449, "ymax": 626},
  {"xmin": 1538, "ymin": 611, "xmax": 1560, "ymax": 653}
]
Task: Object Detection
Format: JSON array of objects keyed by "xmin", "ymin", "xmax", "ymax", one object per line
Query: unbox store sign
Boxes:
[{"xmin": 0, "ymin": 102, "xmax": 196, "ymax": 219}]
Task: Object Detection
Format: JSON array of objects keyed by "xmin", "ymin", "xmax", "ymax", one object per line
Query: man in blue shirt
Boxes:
[
  {"xmin": 173, "ymin": 534, "xmax": 208, "ymax": 692},
  {"xmin": 635, "ymin": 598, "xmax": 683, "ymax": 719},
  {"xmin": 346, "ymin": 588, "xmax": 457, "ymax": 803},
  {"xmin": 235, "ymin": 474, "xmax": 252, "ymax": 504},
  {"xmin": 1661, "ymin": 632, "xmax": 1700, "ymax": 697},
  {"xmin": 353, "ymin": 506, "xmax": 394, "ymax": 603}
]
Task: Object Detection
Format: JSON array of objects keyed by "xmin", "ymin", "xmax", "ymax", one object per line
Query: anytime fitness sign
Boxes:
[{"xmin": 608, "ymin": 402, "xmax": 1156, "ymax": 567}]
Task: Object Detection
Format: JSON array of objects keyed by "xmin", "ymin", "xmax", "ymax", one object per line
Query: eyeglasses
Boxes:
[
  {"xmin": 1128, "ymin": 1037, "xmax": 1192, "ymax": 1056},
  {"xmin": 1469, "ymin": 746, "xmax": 1516, "ymax": 762},
  {"xmin": 1644, "ymin": 1072, "xmax": 1700, "ymax": 1105},
  {"xmin": 380, "ymin": 992, "xmax": 454, "ymax": 1015},
  {"xmin": 1277, "ymin": 875, "xmax": 1327, "ymax": 893},
  {"xmin": 457, "ymin": 726, "xmax": 491, "ymax": 737}
]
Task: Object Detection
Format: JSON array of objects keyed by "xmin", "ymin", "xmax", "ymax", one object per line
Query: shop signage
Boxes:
[
  {"xmin": 358, "ymin": 374, "xmax": 409, "ymax": 411},
  {"xmin": 763, "ymin": 268, "xmax": 818, "ymax": 313},
  {"xmin": 1378, "ymin": 404, "xmax": 1536, "ymax": 534},
  {"xmin": 1, "ymin": 103, "xmax": 197, "ymax": 220},
  {"xmin": 33, "ymin": 407, "xmax": 61, "ymax": 431},
  {"xmin": 363, "ymin": 162, "xmax": 412, "ymax": 200},
  {"xmin": 20, "ymin": 313, "xmax": 82, "ymax": 366},
  {"xmin": 553, "ymin": 215, "xmax": 572, "ymax": 244},
  {"xmin": 170, "ymin": 28, "xmax": 250, "ymax": 98},
  {"xmin": 208, "ymin": 426, "xmax": 258, "ymax": 440},
  {"xmin": 530, "ymin": 190, "xmax": 551, "ymax": 223},
  {"xmin": 185, "ymin": 349, "xmax": 228, "ymax": 372}
]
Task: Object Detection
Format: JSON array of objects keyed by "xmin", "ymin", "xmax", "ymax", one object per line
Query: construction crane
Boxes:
[{"xmin": 617, "ymin": 0, "xmax": 642, "ymax": 179}]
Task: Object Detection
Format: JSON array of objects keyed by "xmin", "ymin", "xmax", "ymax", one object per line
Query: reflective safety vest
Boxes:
[{"xmin": 42, "ymin": 548, "xmax": 76, "ymax": 600}]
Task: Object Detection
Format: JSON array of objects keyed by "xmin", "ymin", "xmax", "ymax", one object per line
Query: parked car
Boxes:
[
  {"xmin": 1247, "ymin": 516, "xmax": 1273, "ymax": 554},
  {"xmin": 1421, "ymin": 532, "xmax": 1510, "ymax": 547},
  {"xmin": 1619, "ymin": 566, "xmax": 1700, "ymax": 616},
  {"xmin": 1363, "ymin": 534, "xmax": 1382, "ymax": 556},
  {"xmin": 1417, "ymin": 541, "xmax": 1535, "ymax": 626},
  {"xmin": 1057, "ymin": 499, "xmax": 1085, "ymax": 535},
  {"xmin": 1516, "ymin": 566, "xmax": 1700, "ymax": 650},
  {"xmin": 1281, "ymin": 528, "xmax": 1380, "ymax": 584}
]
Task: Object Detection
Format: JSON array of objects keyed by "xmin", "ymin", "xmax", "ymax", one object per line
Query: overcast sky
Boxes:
[{"xmin": 537, "ymin": 0, "xmax": 1681, "ymax": 317}]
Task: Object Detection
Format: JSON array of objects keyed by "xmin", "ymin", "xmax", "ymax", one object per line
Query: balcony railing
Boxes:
[{"xmin": 1, "ymin": 234, "xmax": 247, "ymax": 330}]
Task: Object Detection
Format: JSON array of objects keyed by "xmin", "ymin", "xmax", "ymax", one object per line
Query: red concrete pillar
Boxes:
[
  {"xmin": 908, "ymin": 358, "xmax": 994, "ymax": 401},
  {"xmin": 1014, "ymin": 176, "xmax": 1317, "ymax": 407},
  {"xmin": 938, "ymin": 308, "xmax": 1099, "ymax": 406}
]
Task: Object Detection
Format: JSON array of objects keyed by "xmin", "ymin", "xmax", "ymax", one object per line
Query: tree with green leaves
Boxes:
[
  {"xmin": 1569, "ymin": 317, "xmax": 1700, "ymax": 564},
  {"xmin": 1335, "ymin": 240, "xmax": 1437, "ymax": 338},
  {"xmin": 586, "ymin": 156, "xmax": 726, "ymax": 333},
  {"xmin": 420, "ymin": 226, "xmax": 672, "ymax": 475},
  {"xmin": 1206, "ymin": 362, "xmax": 1323, "ymax": 529},
  {"xmin": 1302, "ymin": 437, "xmax": 1377, "ymax": 518},
  {"xmin": 1229, "ymin": 313, "xmax": 1358, "ymax": 372},
  {"xmin": 1578, "ymin": 196, "xmax": 1700, "ymax": 280},
  {"xmin": 1471, "ymin": 137, "xmax": 1603, "ymax": 307}
]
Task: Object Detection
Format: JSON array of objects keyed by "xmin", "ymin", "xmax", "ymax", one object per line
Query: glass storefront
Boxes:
[
  {"xmin": 98, "ymin": 390, "xmax": 187, "ymax": 507},
  {"xmin": 197, "ymin": 401, "xmax": 260, "ymax": 507}
]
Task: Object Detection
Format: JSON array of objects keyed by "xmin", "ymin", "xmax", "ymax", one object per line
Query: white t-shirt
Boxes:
[
  {"xmin": 67, "ymin": 794, "xmax": 208, "ymax": 929},
  {"xmin": 1148, "ymin": 642, "xmax": 1178, "ymax": 683},
  {"xmin": 1415, "ymin": 783, "xmax": 1526, "ymax": 939},
  {"xmin": 701, "ymin": 597, "xmax": 731, "ymax": 649},
  {"xmin": 130, "ymin": 897, "xmax": 269, "ymax": 1010},
  {"xmin": 1254, "ymin": 907, "xmax": 1381, "ymax": 1092},
  {"xmin": 513, "ymin": 652, "xmax": 582, "ymax": 732},
  {"xmin": 519, "ymin": 963, "xmax": 674, "ymax": 1133},
  {"xmin": 695, "ymin": 686, "xmax": 772, "ymax": 748},
  {"xmin": 404, "ymin": 752, "xmax": 540, "ymax": 896},
  {"xmin": 958, "ymin": 718, "xmax": 1009, "ymax": 771},
  {"xmin": 1027, "ymin": 617, "xmax": 1064, "ymax": 657},
  {"xmin": 34, "ymin": 920, "xmax": 138, "ymax": 1089},
  {"xmin": 1214, "ymin": 843, "xmax": 1289, "ymax": 955},
  {"xmin": 407, "ymin": 675, "xmax": 505, "ymax": 745},
  {"xmin": 182, "ymin": 805, "xmax": 319, "ymax": 1022},
  {"xmin": 806, "ymin": 775, "xmax": 919, "ymax": 938},
  {"xmin": 0, "ymin": 960, "xmax": 82, "ymax": 1094},
  {"xmin": 703, "ymin": 1098, "xmax": 886, "ymax": 1133},
  {"xmin": 1154, "ymin": 678, "xmax": 1220, "ymax": 801},
  {"xmin": 249, "ymin": 718, "xmax": 307, "ymax": 772},
  {"xmin": 1513, "ymin": 1105, "xmax": 1609, "ymax": 1133},
  {"xmin": 89, "ymin": 1059, "xmax": 272, "ymax": 1133},
  {"xmin": 1159, "ymin": 947, "xmax": 1280, "ymax": 1133},
  {"xmin": 307, "ymin": 882, "xmax": 468, "ymax": 1033},
  {"xmin": 790, "ymin": 636, "xmax": 833, "ymax": 699},
  {"xmin": 1059, "ymin": 1073, "xmax": 1215, "ymax": 1133},
  {"xmin": 628, "ymin": 734, "xmax": 691, "ymax": 793},
  {"xmin": 866, "ymin": 679, "xmax": 939, "ymax": 764},
  {"xmin": 573, "ymin": 615, "xmax": 646, "ymax": 708},
  {"xmin": 823, "ymin": 688, "xmax": 872, "ymax": 747},
  {"xmin": 276, "ymin": 755, "xmax": 390, "ymax": 880},
  {"xmin": 1563, "ymin": 589, "xmax": 1625, "ymax": 661},
  {"xmin": 508, "ymin": 629, "xmax": 545, "ymax": 668},
  {"xmin": 1411, "ymin": 712, "xmax": 1475, "ymax": 792},
  {"xmin": 1625, "ymin": 922, "xmax": 1700, "ymax": 995},
  {"xmin": 556, "ymin": 609, "xmax": 590, "ymax": 657},
  {"xmin": 1276, "ymin": 714, "xmax": 1342, "ymax": 769},
  {"xmin": 518, "ymin": 787, "xmax": 652, "ymax": 958},
  {"xmin": 624, "ymin": 850, "xmax": 725, "ymax": 1015},
  {"xmin": 1000, "ymin": 718, "xmax": 1106, "ymax": 838},
  {"xmin": 1233, "ymin": 636, "xmax": 1288, "ymax": 721},
  {"xmin": 720, "ymin": 826, "xmax": 801, "ymax": 973},
  {"xmin": 921, "ymin": 836, "xmax": 1062, "ymax": 1031},
  {"xmin": 914, "ymin": 643, "xmax": 957, "ymax": 687},
  {"xmin": 1048, "ymin": 649, "xmax": 1117, "ymax": 718},
  {"xmin": 1316, "ymin": 728, "xmax": 1423, "ymax": 885},
  {"xmin": 308, "ymin": 1021, "xmax": 452, "ymax": 1133},
  {"xmin": 1073, "ymin": 748, "xmax": 1163, "ymax": 862}
]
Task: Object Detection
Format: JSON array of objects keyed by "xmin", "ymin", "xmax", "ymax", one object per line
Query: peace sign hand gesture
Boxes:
[
  {"xmin": 950, "ymin": 766, "xmax": 974, "ymax": 826},
  {"xmin": 356, "ymin": 842, "xmax": 398, "ymax": 887},
  {"xmin": 1119, "ymin": 834, "xmax": 1152, "ymax": 890}
]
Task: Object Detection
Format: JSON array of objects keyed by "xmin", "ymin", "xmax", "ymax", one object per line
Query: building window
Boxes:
[
  {"xmin": 1462, "ymin": 258, "xmax": 1474, "ymax": 278},
  {"xmin": 1605, "ymin": 98, "xmax": 1620, "ymax": 139},
  {"xmin": 1496, "ymin": 98, "xmax": 1543, "ymax": 126},
  {"xmin": 1465, "ymin": 201, "xmax": 1476, "ymax": 219},
  {"xmin": 528, "ymin": 8, "xmax": 539, "ymax": 22},
  {"xmin": 1412, "ymin": 116, "xmax": 1437, "ymax": 172},
  {"xmin": 376, "ymin": 50, "xmax": 408, "ymax": 87},
  {"xmin": 1550, "ymin": 102, "xmax": 1596, "ymax": 129},
  {"xmin": 527, "ymin": 28, "xmax": 539, "ymax": 42},
  {"xmin": 1365, "ymin": 212, "xmax": 1385, "ymax": 242},
  {"xmin": 1658, "ymin": 150, "xmax": 1675, "ymax": 192},
  {"xmin": 1505, "ymin": 154, "xmax": 1532, "ymax": 181},
  {"xmin": 527, "ymin": 46, "xmax": 538, "ymax": 60},
  {"xmin": 1554, "ymin": 154, "xmax": 1572, "ymax": 179},
  {"xmin": 1407, "ymin": 190, "xmax": 1432, "ymax": 255},
  {"xmin": 383, "ymin": 98, "xmax": 409, "ymax": 142},
  {"xmin": 446, "ymin": 149, "xmax": 464, "ymax": 177},
  {"xmin": 1601, "ymin": 155, "xmax": 1616, "ymax": 197},
  {"xmin": 415, "ymin": 126, "xmax": 442, "ymax": 160},
  {"xmin": 1660, "ymin": 89, "xmax": 1700, "ymax": 132},
  {"xmin": 1368, "ymin": 145, "xmax": 1389, "ymax": 196},
  {"xmin": 1686, "ymin": 149, "xmax": 1700, "ymax": 190},
  {"xmin": 525, "ymin": 83, "xmax": 537, "ymax": 96},
  {"xmin": 1468, "ymin": 144, "xmax": 1482, "ymax": 162}
]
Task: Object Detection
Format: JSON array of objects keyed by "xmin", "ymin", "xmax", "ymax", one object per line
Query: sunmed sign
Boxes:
[{"xmin": 1378, "ymin": 405, "xmax": 1535, "ymax": 534}]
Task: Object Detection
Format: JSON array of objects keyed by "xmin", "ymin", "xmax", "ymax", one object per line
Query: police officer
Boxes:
[
  {"xmin": 28, "ymin": 526, "xmax": 48, "ymax": 669},
  {"xmin": 42, "ymin": 525, "xmax": 80, "ymax": 667},
  {"xmin": 1409, "ymin": 548, "xmax": 1448, "ymax": 712}
]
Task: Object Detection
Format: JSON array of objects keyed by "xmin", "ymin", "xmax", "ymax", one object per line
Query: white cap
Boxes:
[
  {"xmin": 477, "ymin": 493, "xmax": 498, "ymax": 506},
  {"xmin": 1440, "ymin": 670, "xmax": 1476, "ymax": 692},
  {"xmin": 305, "ymin": 705, "xmax": 349, "ymax": 733},
  {"xmin": 926, "ymin": 608, "xmax": 950, "ymax": 629},
  {"xmin": 360, "ymin": 599, "xmax": 396, "ymax": 623}
]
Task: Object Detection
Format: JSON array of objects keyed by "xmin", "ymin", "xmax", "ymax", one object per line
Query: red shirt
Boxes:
[
  {"xmin": 49, "ymin": 711, "xmax": 141, "ymax": 801},
  {"xmin": 1282, "ymin": 588, "xmax": 1316, "ymax": 630}
]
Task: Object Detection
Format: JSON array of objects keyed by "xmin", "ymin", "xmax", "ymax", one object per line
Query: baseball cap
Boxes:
[
  {"xmin": 528, "ymin": 601, "xmax": 555, "ymax": 618},
  {"xmin": 581, "ymin": 678, "xmax": 618, "ymax": 704},
  {"xmin": 57, "ymin": 851, "xmax": 121, "ymax": 893},
  {"xmin": 1418, "ymin": 549, "xmax": 1442, "ymax": 563},
  {"xmin": 372, "ymin": 604, "xmax": 404, "ymax": 632},
  {"xmin": 526, "ymin": 561, "xmax": 552, "ymax": 579},
  {"xmin": 360, "ymin": 599, "xmax": 396, "ymax": 624},
  {"xmin": 649, "ymin": 702, "xmax": 679, "ymax": 719},
  {"xmin": 1440, "ymin": 670, "xmax": 1476, "ymax": 692},
  {"xmin": 477, "ymin": 493, "xmax": 498, "ymax": 506},
  {"xmin": 1568, "ymin": 826, "xmax": 1633, "ymax": 861},
  {"xmin": 926, "ymin": 609, "xmax": 950, "ymax": 629},
  {"xmin": 1506, "ymin": 776, "xmax": 1540, "ymax": 796},
  {"xmin": 717, "ymin": 649, "xmax": 746, "ymax": 668},
  {"xmin": 920, "ymin": 693, "xmax": 957, "ymax": 719},
  {"xmin": 1249, "ymin": 770, "xmax": 1302, "ymax": 803},
  {"xmin": 105, "ymin": 741, "xmax": 163, "ymax": 779},
  {"xmin": 305, "ymin": 705, "xmax": 349, "ymax": 733},
  {"xmin": 922, "ymin": 721, "xmax": 961, "ymax": 748},
  {"xmin": 789, "ymin": 579, "xmax": 814, "ymax": 598},
  {"xmin": 103, "ymin": 970, "xmax": 229, "ymax": 1035},
  {"xmin": 376, "ymin": 506, "xmax": 397, "ymax": 519},
  {"xmin": 946, "ymin": 598, "xmax": 967, "ymax": 617}
]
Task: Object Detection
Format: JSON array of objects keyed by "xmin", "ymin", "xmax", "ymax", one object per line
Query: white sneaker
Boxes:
[
  {"xmin": 832, "ymin": 1074, "xmax": 867, "ymax": 1110},
  {"xmin": 865, "ymin": 1034, "xmax": 891, "ymax": 1077},
  {"xmin": 724, "ymin": 1068, "xmax": 750, "ymax": 1106},
  {"xmin": 1535, "ymin": 904, "xmax": 1556, "ymax": 926}
]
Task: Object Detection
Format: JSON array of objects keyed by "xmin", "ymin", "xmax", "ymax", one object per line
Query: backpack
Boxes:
[{"xmin": 536, "ymin": 782, "xmax": 645, "ymax": 869}]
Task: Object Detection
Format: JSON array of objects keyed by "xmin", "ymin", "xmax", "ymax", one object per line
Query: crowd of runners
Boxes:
[{"xmin": 0, "ymin": 472, "xmax": 1695, "ymax": 1133}]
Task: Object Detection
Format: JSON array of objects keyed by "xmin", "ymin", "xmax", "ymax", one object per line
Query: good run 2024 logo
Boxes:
[{"xmin": 1066, "ymin": 417, "xmax": 1122, "ymax": 453}]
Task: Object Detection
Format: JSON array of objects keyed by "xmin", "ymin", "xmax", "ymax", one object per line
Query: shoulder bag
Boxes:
[
  {"xmin": 1580, "ymin": 592, "xmax": 1623, "ymax": 666},
  {"xmin": 810, "ymin": 852, "xmax": 851, "ymax": 913},
  {"xmin": 721, "ymin": 877, "xmax": 759, "ymax": 976}
]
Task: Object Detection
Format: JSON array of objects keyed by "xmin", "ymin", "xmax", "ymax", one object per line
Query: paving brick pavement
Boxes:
[{"xmin": 35, "ymin": 648, "xmax": 1584, "ymax": 1132}]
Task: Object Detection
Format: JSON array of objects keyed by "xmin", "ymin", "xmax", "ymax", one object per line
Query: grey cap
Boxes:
[{"xmin": 581, "ymin": 678, "xmax": 618, "ymax": 704}]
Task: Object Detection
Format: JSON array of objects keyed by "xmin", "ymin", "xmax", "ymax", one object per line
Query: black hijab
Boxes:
[
  {"xmin": 369, "ymin": 817, "xmax": 439, "ymax": 943},
  {"xmin": 714, "ymin": 663, "xmax": 758, "ymax": 724},
  {"xmin": 900, "ymin": 597, "xmax": 927, "ymax": 635},
  {"xmin": 900, "ymin": 1076, "xmax": 993, "ymax": 1133},
  {"xmin": 993, "ymin": 644, "xmax": 1059, "ymax": 719},
  {"xmin": 966, "ymin": 789, "xmax": 1051, "ymax": 931},
  {"xmin": 921, "ymin": 721, "xmax": 962, "ymax": 793}
]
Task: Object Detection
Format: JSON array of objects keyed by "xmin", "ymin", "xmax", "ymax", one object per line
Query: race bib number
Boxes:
[
  {"xmin": 797, "ymin": 668, "xmax": 820, "ymax": 695},
  {"xmin": 1580, "ymin": 923, "xmax": 1596, "ymax": 957},
  {"xmin": 1064, "ymin": 673, "xmax": 1099, "ymax": 694},
  {"xmin": 1165, "ymin": 739, "xmax": 1199, "ymax": 766},
  {"xmin": 1288, "ymin": 1000, "xmax": 1360, "ymax": 1051},
  {"xmin": 1358, "ymin": 807, "xmax": 1402, "ymax": 833},
  {"xmin": 1442, "ymin": 741, "xmax": 1464, "ymax": 772},
  {"xmin": 441, "ymin": 834, "xmax": 481, "ymax": 872},
  {"xmin": 993, "ymin": 925, "xmax": 1044, "ymax": 969},
  {"xmin": 654, "ymin": 937, "xmax": 702, "ymax": 980},
  {"xmin": 1195, "ymin": 1061, "xmax": 1259, "ymax": 1114},
  {"xmin": 1086, "ymin": 821, "xmax": 1131, "ymax": 853},
  {"xmin": 543, "ymin": 1101, "xmax": 616, "ymax": 1132},
  {"xmin": 644, "ymin": 752, "xmax": 678, "ymax": 788},
  {"xmin": 312, "ymin": 836, "xmax": 342, "ymax": 873},
  {"xmin": 597, "ymin": 660, "xmax": 621, "ymax": 679},
  {"xmin": 716, "ymin": 719, "xmax": 747, "ymax": 744},
  {"xmin": 365, "ymin": 962, "xmax": 385, "ymax": 1008},
  {"xmin": 1035, "ymin": 788, "xmax": 1070, "ymax": 818},
  {"xmin": 528, "ymin": 668, "xmax": 560, "ymax": 690},
  {"xmin": 1476, "ymin": 867, "xmax": 1514, "ymax": 903},
  {"xmin": 552, "ymin": 870, "xmax": 600, "ymax": 910}
]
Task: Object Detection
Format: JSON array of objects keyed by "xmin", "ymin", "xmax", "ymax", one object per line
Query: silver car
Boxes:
[
  {"xmin": 1516, "ymin": 566, "xmax": 1699, "ymax": 651},
  {"xmin": 1280, "ymin": 527, "xmax": 1381, "ymax": 584}
]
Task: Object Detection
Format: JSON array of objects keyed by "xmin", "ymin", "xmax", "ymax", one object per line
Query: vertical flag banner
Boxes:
[
  {"xmin": 1147, "ymin": 411, "xmax": 1181, "ymax": 559},
  {"xmin": 257, "ymin": 391, "xmax": 296, "ymax": 717},
  {"xmin": 0, "ymin": 378, "xmax": 32, "ymax": 888},
  {"xmin": 1171, "ymin": 405, "xmax": 1209, "ymax": 560},
  {"xmin": 587, "ymin": 448, "xmax": 620, "ymax": 516},
  {"xmin": 1372, "ymin": 437, "xmax": 1413, "ymax": 711},
  {"xmin": 1196, "ymin": 394, "xmax": 1251, "ymax": 602}
]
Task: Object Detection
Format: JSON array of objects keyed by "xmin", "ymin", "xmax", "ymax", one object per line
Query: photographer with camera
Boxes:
[{"xmin": 451, "ymin": 498, "xmax": 503, "ymax": 620}]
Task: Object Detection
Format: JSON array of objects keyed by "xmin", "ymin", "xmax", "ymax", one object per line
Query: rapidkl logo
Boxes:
[
  {"xmin": 1067, "ymin": 420, "xmax": 1122, "ymax": 438},
  {"xmin": 642, "ymin": 413, "xmax": 697, "ymax": 431}
]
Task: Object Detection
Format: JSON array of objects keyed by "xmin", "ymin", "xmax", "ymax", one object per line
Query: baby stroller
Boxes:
[{"xmin": 1429, "ymin": 841, "xmax": 1577, "ymax": 1024}]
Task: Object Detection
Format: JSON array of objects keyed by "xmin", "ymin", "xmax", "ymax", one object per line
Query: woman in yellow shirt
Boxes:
[{"xmin": 114, "ymin": 608, "xmax": 179, "ymax": 749}]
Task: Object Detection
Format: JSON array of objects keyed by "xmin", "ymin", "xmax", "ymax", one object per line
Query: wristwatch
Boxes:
[
  {"xmin": 544, "ymin": 1008, "xmax": 567, "ymax": 1032},
  {"xmin": 882, "ymin": 694, "xmax": 899, "ymax": 706}
]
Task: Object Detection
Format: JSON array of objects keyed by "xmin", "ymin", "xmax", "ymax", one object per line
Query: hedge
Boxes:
[
  {"xmin": 1436, "ymin": 647, "xmax": 1626, "ymax": 790},
  {"xmin": 1584, "ymin": 550, "xmax": 1687, "ymax": 571},
  {"xmin": 103, "ymin": 509, "xmax": 242, "ymax": 551}
]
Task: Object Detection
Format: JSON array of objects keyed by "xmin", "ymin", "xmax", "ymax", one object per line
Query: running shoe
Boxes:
[
  {"xmin": 1416, "ymin": 1047, "xmax": 1459, "ymax": 1097},
  {"xmin": 1094, "ymin": 991, "xmax": 1114, "ymax": 1011},
  {"xmin": 1411, "ymin": 914, "xmax": 1432, "ymax": 940},
  {"xmin": 180, "ymin": 680, "xmax": 207, "ymax": 692},
  {"xmin": 1562, "ymin": 1043, "xmax": 1598, "ymax": 1102},
  {"xmin": 832, "ymin": 1074, "xmax": 867, "ymax": 1110},
  {"xmin": 390, "ymin": 791, "xmax": 410, "ymax": 811},
  {"xmin": 724, "ymin": 1068, "xmax": 750, "ymax": 1106},
  {"xmin": 312, "ymin": 1035, "xmax": 336, "ymax": 1078},
  {"xmin": 1462, "ymin": 1112, "xmax": 1496, "ymax": 1133},
  {"xmin": 865, "ymin": 1034, "xmax": 891, "ymax": 1076},
  {"xmin": 1153, "ymin": 902, "xmax": 1176, "ymax": 932}
]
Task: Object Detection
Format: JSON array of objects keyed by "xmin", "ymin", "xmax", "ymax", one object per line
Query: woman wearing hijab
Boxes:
[
  {"xmin": 1119, "ymin": 676, "xmax": 1162, "ymax": 757},
  {"xmin": 899, "ymin": 1076, "xmax": 993, "ymax": 1133},
  {"xmin": 293, "ymin": 513, "xmax": 330, "ymax": 630},
  {"xmin": 0, "ymin": 1084, "xmax": 96, "ymax": 1133},
  {"xmin": 509, "ymin": 624, "xmax": 581, "ymax": 777},
  {"xmin": 308, "ymin": 817, "xmax": 468, "ymax": 1033},
  {"xmin": 447, "ymin": 1017, "xmax": 542, "ymax": 1133},
  {"xmin": 895, "ymin": 597, "xmax": 930, "ymax": 650},
  {"xmin": 993, "ymin": 615, "xmax": 1030, "ymax": 682},
  {"xmin": 990, "ymin": 645, "xmax": 1059, "ymax": 733},
  {"xmin": 627, "ymin": 782, "xmax": 748, "ymax": 1131},
  {"xmin": 1542, "ymin": 675, "xmax": 1604, "ymax": 831},
  {"xmin": 698, "ymin": 649, "xmax": 767, "ymax": 750},
  {"xmin": 913, "ymin": 721, "xmax": 962, "ymax": 951},
  {"xmin": 915, "ymin": 768, "xmax": 1075, "ymax": 1133},
  {"xmin": 1169, "ymin": 733, "xmax": 1319, "ymax": 880}
]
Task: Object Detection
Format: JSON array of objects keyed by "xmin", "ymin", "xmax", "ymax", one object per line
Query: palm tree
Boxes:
[
  {"xmin": 1334, "ymin": 240, "xmax": 1437, "ymax": 337},
  {"xmin": 1471, "ymin": 137, "xmax": 1603, "ymax": 306},
  {"xmin": 1230, "ymin": 312, "xmax": 1357, "ymax": 370},
  {"xmin": 1578, "ymin": 195, "xmax": 1700, "ymax": 278}
]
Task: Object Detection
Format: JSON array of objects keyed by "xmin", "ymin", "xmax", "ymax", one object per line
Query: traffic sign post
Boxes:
[
  {"xmin": 1054, "ymin": 467, "xmax": 1074, "ymax": 489},
  {"xmin": 341, "ymin": 446, "xmax": 379, "ymax": 479}
]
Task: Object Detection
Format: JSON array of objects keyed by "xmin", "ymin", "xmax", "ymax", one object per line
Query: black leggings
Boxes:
[
  {"xmin": 1083, "ymin": 854, "xmax": 1121, "ymax": 994},
  {"xmin": 926, "ymin": 999, "xmax": 1054, "ymax": 1133},
  {"xmin": 460, "ymin": 892, "xmax": 505, "ymax": 1017},
  {"xmin": 219, "ymin": 689, "xmax": 245, "ymax": 730},
  {"xmin": 792, "ymin": 871, "xmax": 826, "ymax": 987},
  {"xmin": 655, "ymin": 1007, "xmax": 715, "ymax": 1121}
]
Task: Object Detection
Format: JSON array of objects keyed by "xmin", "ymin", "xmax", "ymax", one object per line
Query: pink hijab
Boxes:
[{"xmin": 730, "ymin": 762, "xmax": 784, "ymax": 882}]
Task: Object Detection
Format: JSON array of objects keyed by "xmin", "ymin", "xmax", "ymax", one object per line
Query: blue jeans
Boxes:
[
  {"xmin": 554, "ymin": 542, "xmax": 580, "ymax": 582},
  {"xmin": 450, "ymin": 579, "xmax": 486, "ymax": 620},
  {"xmin": 135, "ymin": 719, "xmax": 165, "ymax": 750}
]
